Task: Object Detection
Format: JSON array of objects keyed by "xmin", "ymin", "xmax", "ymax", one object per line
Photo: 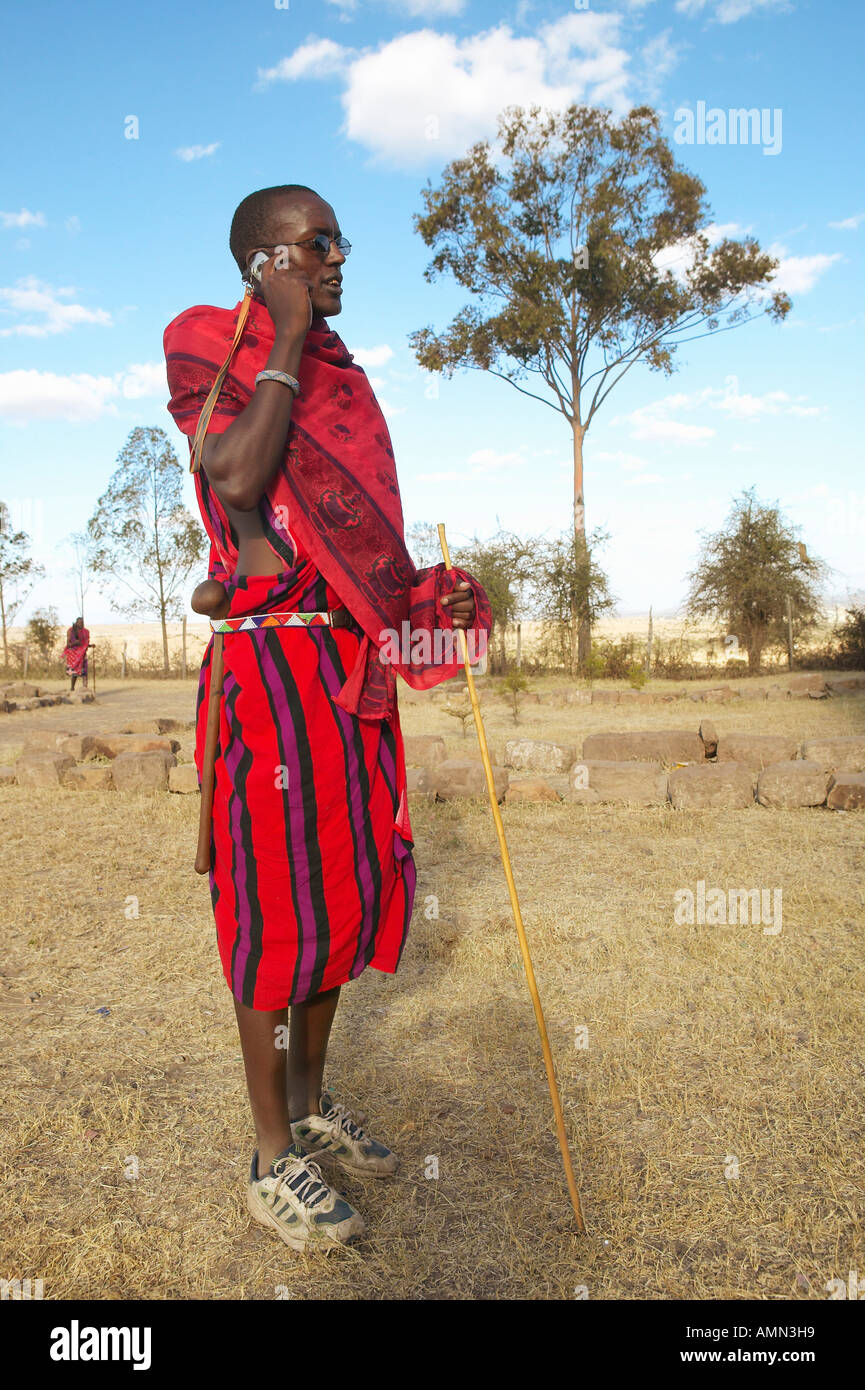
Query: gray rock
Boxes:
[
  {"xmin": 669, "ymin": 762, "xmax": 755, "ymax": 810},
  {"xmin": 111, "ymin": 749, "xmax": 176, "ymax": 791},
  {"xmin": 504, "ymin": 739, "xmax": 576, "ymax": 774},
  {"xmin": 569, "ymin": 759, "xmax": 668, "ymax": 805},
  {"xmin": 756, "ymin": 761, "xmax": 829, "ymax": 808}
]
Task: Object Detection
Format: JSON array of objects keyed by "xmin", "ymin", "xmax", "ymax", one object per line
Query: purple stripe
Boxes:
[
  {"xmin": 220, "ymin": 673, "xmax": 256, "ymax": 990},
  {"xmin": 378, "ymin": 733, "xmax": 397, "ymax": 802},
  {"xmin": 255, "ymin": 637, "xmax": 324, "ymax": 1002},
  {"xmin": 314, "ymin": 635, "xmax": 379, "ymax": 969}
]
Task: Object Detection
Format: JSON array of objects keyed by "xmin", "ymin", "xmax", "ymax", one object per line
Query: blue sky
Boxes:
[{"xmin": 1, "ymin": 0, "xmax": 863, "ymax": 624}]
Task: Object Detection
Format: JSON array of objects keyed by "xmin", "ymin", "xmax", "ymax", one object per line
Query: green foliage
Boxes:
[
  {"xmin": 685, "ymin": 488, "xmax": 827, "ymax": 673},
  {"xmin": 409, "ymin": 103, "xmax": 789, "ymax": 520},
  {"xmin": 0, "ymin": 501, "xmax": 44, "ymax": 667},
  {"xmin": 582, "ymin": 650, "xmax": 606, "ymax": 686},
  {"xmin": 534, "ymin": 526, "xmax": 615, "ymax": 676},
  {"xmin": 449, "ymin": 527, "xmax": 534, "ymax": 674},
  {"xmin": 804, "ymin": 602, "xmax": 865, "ymax": 670},
  {"xmin": 405, "ymin": 520, "xmax": 443, "ymax": 571},
  {"xmin": 497, "ymin": 668, "xmax": 530, "ymax": 723},
  {"xmin": 26, "ymin": 606, "xmax": 61, "ymax": 663},
  {"xmin": 836, "ymin": 603, "xmax": 865, "ymax": 668},
  {"xmin": 87, "ymin": 427, "xmax": 206, "ymax": 673},
  {"xmin": 627, "ymin": 662, "xmax": 647, "ymax": 690},
  {"xmin": 443, "ymin": 688, "xmax": 474, "ymax": 738}
]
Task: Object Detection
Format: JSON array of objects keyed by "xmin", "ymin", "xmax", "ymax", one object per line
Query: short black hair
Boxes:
[{"xmin": 229, "ymin": 185, "xmax": 320, "ymax": 275}]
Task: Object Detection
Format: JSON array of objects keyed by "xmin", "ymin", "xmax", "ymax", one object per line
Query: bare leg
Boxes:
[
  {"xmin": 287, "ymin": 985, "xmax": 341, "ymax": 1119},
  {"xmin": 233, "ymin": 997, "xmax": 292, "ymax": 1178},
  {"xmin": 70, "ymin": 674, "xmax": 77, "ymax": 690}
]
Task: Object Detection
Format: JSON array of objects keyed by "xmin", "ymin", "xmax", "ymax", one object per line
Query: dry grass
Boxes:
[{"xmin": 1, "ymin": 674, "xmax": 863, "ymax": 1300}]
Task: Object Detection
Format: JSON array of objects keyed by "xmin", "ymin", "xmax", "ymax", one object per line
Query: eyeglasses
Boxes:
[{"xmin": 282, "ymin": 234, "xmax": 352, "ymax": 258}]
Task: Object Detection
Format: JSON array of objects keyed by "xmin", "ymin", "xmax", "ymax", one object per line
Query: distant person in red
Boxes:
[{"xmin": 62, "ymin": 617, "xmax": 92, "ymax": 690}]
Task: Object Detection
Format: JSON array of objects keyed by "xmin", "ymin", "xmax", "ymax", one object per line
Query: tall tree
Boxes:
[
  {"xmin": 450, "ymin": 526, "xmax": 535, "ymax": 673},
  {"xmin": 87, "ymin": 427, "xmax": 206, "ymax": 674},
  {"xmin": 685, "ymin": 488, "xmax": 826, "ymax": 673},
  {"xmin": 409, "ymin": 102, "xmax": 791, "ymax": 663},
  {"xmin": 27, "ymin": 606, "xmax": 61, "ymax": 665},
  {"xmin": 0, "ymin": 501, "xmax": 44, "ymax": 669},
  {"xmin": 533, "ymin": 526, "xmax": 616, "ymax": 677},
  {"xmin": 64, "ymin": 530, "xmax": 95, "ymax": 623}
]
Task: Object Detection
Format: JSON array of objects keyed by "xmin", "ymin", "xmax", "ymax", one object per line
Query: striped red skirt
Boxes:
[{"xmin": 194, "ymin": 557, "xmax": 416, "ymax": 1009}]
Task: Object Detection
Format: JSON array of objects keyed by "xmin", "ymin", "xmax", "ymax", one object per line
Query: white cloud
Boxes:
[
  {"xmin": 631, "ymin": 418, "xmax": 714, "ymax": 443},
  {"xmin": 828, "ymin": 213, "xmax": 864, "ymax": 231},
  {"xmin": 0, "ymin": 369, "xmax": 118, "ymax": 422},
  {"xmin": 0, "ymin": 278, "xmax": 112, "ymax": 337},
  {"xmin": 121, "ymin": 362, "xmax": 168, "ymax": 399},
  {"xmin": 714, "ymin": 387, "xmax": 825, "ymax": 419},
  {"xmin": 653, "ymin": 221, "xmax": 749, "ymax": 278},
  {"xmin": 465, "ymin": 447, "xmax": 525, "ymax": 473},
  {"xmin": 65, "ymin": 215, "xmax": 81, "ymax": 234},
  {"xmin": 175, "ymin": 142, "xmax": 220, "ymax": 162},
  {"xmin": 625, "ymin": 472, "xmax": 664, "ymax": 485},
  {"xmin": 620, "ymin": 383, "xmax": 825, "ymax": 443},
  {"xmin": 0, "ymin": 359, "xmax": 169, "ymax": 422},
  {"xmin": 0, "ymin": 209, "xmax": 45, "ymax": 229},
  {"xmin": 350, "ymin": 343, "xmax": 394, "ymax": 367},
  {"xmin": 767, "ymin": 246, "xmax": 842, "ymax": 294},
  {"xmin": 595, "ymin": 449, "xmax": 650, "ymax": 471},
  {"xmin": 382, "ymin": 0, "xmax": 466, "ymax": 12},
  {"xmin": 675, "ymin": 0, "xmax": 791, "ymax": 21},
  {"xmin": 639, "ymin": 31, "xmax": 681, "ymax": 102},
  {"xmin": 258, "ymin": 39, "xmax": 353, "ymax": 86},
  {"xmin": 259, "ymin": 16, "xmax": 633, "ymax": 166}
]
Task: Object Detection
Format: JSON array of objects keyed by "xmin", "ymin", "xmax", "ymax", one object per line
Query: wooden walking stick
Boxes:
[
  {"xmin": 437, "ymin": 523, "xmax": 587, "ymax": 1234},
  {"xmin": 195, "ymin": 631, "xmax": 225, "ymax": 874}
]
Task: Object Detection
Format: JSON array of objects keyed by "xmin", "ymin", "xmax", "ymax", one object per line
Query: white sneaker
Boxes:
[
  {"xmin": 246, "ymin": 1142, "xmax": 365, "ymax": 1250},
  {"xmin": 291, "ymin": 1092, "xmax": 399, "ymax": 1179}
]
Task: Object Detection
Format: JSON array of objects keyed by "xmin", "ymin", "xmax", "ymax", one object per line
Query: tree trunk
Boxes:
[
  {"xmin": 747, "ymin": 636, "xmax": 765, "ymax": 674},
  {"xmin": 161, "ymin": 607, "xmax": 170, "ymax": 676},
  {"xmin": 646, "ymin": 605, "xmax": 654, "ymax": 674},
  {"xmin": 573, "ymin": 422, "xmax": 591, "ymax": 667},
  {"xmin": 515, "ymin": 621, "xmax": 522, "ymax": 669},
  {"xmin": 181, "ymin": 614, "xmax": 188, "ymax": 680},
  {"xmin": 0, "ymin": 581, "xmax": 7, "ymax": 668}
]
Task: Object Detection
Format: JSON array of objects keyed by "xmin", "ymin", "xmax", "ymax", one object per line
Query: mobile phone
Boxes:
[{"xmin": 248, "ymin": 251, "xmax": 269, "ymax": 283}]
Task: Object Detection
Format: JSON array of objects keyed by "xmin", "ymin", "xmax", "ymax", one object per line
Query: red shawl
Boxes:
[
  {"xmin": 62, "ymin": 625, "xmax": 90, "ymax": 674},
  {"xmin": 163, "ymin": 293, "xmax": 489, "ymax": 721}
]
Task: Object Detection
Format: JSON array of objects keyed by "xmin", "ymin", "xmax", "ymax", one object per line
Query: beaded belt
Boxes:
[{"xmin": 210, "ymin": 606, "xmax": 353, "ymax": 634}]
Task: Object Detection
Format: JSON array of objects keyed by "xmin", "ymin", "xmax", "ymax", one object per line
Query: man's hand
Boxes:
[
  {"xmin": 258, "ymin": 249, "xmax": 314, "ymax": 339},
  {"xmin": 442, "ymin": 581, "xmax": 476, "ymax": 630}
]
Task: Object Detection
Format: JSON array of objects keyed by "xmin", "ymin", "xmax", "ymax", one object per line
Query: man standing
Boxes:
[
  {"xmin": 61, "ymin": 616, "xmax": 92, "ymax": 690},
  {"xmin": 164, "ymin": 185, "xmax": 489, "ymax": 1252}
]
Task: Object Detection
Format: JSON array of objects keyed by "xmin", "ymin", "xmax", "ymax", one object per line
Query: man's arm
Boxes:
[{"xmin": 200, "ymin": 256, "xmax": 314, "ymax": 512}]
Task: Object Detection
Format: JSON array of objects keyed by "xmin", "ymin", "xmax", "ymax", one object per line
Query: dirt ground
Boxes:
[{"xmin": 1, "ymin": 671, "xmax": 863, "ymax": 1300}]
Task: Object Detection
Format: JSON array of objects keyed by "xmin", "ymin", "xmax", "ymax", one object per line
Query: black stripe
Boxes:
[
  {"xmin": 253, "ymin": 631, "xmax": 332, "ymax": 1002},
  {"xmin": 311, "ymin": 627, "xmax": 384, "ymax": 988},
  {"xmin": 223, "ymin": 675, "xmax": 266, "ymax": 1005}
]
